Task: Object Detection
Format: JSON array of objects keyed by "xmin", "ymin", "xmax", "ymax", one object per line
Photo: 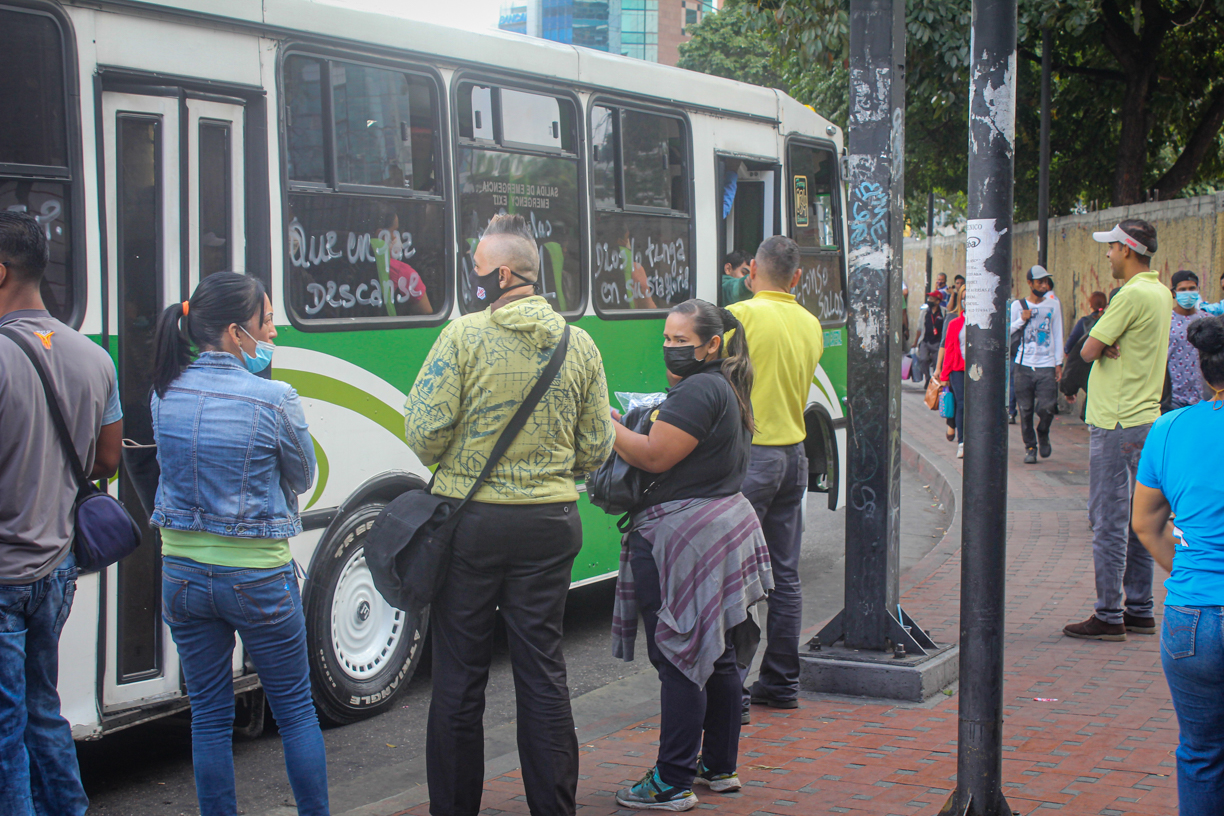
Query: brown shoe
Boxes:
[
  {"xmin": 1063, "ymin": 616, "xmax": 1127, "ymax": 641},
  {"xmin": 1124, "ymin": 613, "xmax": 1157, "ymax": 634}
]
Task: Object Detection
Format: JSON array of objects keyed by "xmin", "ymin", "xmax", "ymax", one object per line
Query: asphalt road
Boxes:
[{"xmin": 76, "ymin": 465, "xmax": 949, "ymax": 815}]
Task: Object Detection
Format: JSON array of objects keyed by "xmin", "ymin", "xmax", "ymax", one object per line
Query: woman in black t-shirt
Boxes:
[{"xmin": 609, "ymin": 299, "xmax": 773, "ymax": 811}]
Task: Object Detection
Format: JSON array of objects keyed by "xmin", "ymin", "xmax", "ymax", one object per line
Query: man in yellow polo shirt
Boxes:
[
  {"xmin": 1064, "ymin": 219, "xmax": 1172, "ymax": 642},
  {"xmin": 727, "ymin": 236, "xmax": 823, "ymax": 713}
]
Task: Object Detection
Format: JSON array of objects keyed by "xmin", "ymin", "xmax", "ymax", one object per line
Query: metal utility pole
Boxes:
[
  {"xmin": 926, "ymin": 191, "xmax": 936, "ymax": 292},
  {"xmin": 1037, "ymin": 26, "xmax": 1052, "ymax": 268},
  {"xmin": 815, "ymin": 0, "xmax": 933, "ymax": 659},
  {"xmin": 940, "ymin": 0, "xmax": 1017, "ymax": 811}
]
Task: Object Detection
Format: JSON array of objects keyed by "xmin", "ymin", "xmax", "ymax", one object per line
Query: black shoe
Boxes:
[
  {"xmin": 1024, "ymin": 447, "xmax": 1037, "ymax": 464},
  {"xmin": 1009, "ymin": 413, "xmax": 1017, "ymax": 425},
  {"xmin": 748, "ymin": 688, "xmax": 799, "ymax": 709},
  {"xmin": 1039, "ymin": 439, "xmax": 1052, "ymax": 458}
]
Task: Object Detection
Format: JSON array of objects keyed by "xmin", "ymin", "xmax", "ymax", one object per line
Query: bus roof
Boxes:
[{"xmin": 83, "ymin": 0, "xmax": 841, "ymax": 141}]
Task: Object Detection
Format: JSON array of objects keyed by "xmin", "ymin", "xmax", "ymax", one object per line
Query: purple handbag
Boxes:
[{"xmin": 1, "ymin": 327, "xmax": 141, "ymax": 572}]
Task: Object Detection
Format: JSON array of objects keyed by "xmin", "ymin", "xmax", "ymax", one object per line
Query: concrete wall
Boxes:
[{"xmin": 901, "ymin": 193, "xmax": 1224, "ymax": 343}]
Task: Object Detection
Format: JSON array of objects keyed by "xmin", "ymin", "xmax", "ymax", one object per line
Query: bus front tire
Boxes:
[{"xmin": 305, "ymin": 503, "xmax": 430, "ymax": 726}]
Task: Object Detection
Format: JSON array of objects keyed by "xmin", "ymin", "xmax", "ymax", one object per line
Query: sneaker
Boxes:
[
  {"xmin": 1124, "ymin": 613, "xmax": 1157, "ymax": 634},
  {"xmin": 1024, "ymin": 447, "xmax": 1037, "ymax": 464},
  {"xmin": 1063, "ymin": 615, "xmax": 1127, "ymax": 642},
  {"xmin": 1009, "ymin": 413, "xmax": 1017, "ymax": 425},
  {"xmin": 616, "ymin": 768, "xmax": 698, "ymax": 811},
  {"xmin": 1039, "ymin": 438, "xmax": 1052, "ymax": 458},
  {"xmin": 741, "ymin": 707, "xmax": 751, "ymax": 725},
  {"xmin": 694, "ymin": 758, "xmax": 742, "ymax": 793},
  {"xmin": 956, "ymin": 443, "xmax": 964, "ymax": 459}
]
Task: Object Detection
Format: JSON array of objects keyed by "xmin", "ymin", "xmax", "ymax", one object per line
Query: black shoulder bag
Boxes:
[
  {"xmin": 0, "ymin": 327, "xmax": 142, "ymax": 573},
  {"xmin": 366, "ymin": 325, "xmax": 570, "ymax": 612}
]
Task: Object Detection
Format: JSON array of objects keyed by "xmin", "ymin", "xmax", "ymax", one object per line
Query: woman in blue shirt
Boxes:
[
  {"xmin": 150, "ymin": 272, "xmax": 326, "ymax": 816},
  {"xmin": 1133, "ymin": 314, "xmax": 1224, "ymax": 816}
]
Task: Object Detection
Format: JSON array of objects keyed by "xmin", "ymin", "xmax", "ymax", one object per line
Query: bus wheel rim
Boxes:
[{"xmin": 330, "ymin": 547, "xmax": 403, "ymax": 682}]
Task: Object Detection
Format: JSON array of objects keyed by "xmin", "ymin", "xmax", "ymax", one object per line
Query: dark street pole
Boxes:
[
  {"xmin": 926, "ymin": 191, "xmax": 935, "ymax": 292},
  {"xmin": 940, "ymin": 0, "xmax": 1016, "ymax": 811},
  {"xmin": 816, "ymin": 0, "xmax": 933, "ymax": 658},
  {"xmin": 1037, "ymin": 26, "xmax": 1052, "ymax": 268}
]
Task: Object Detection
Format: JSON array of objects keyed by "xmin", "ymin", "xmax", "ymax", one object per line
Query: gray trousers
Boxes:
[
  {"xmin": 918, "ymin": 340, "xmax": 941, "ymax": 381},
  {"xmin": 1014, "ymin": 364, "xmax": 1057, "ymax": 449},
  {"xmin": 738, "ymin": 443, "xmax": 808, "ymax": 703},
  {"xmin": 1088, "ymin": 424, "xmax": 1155, "ymax": 625}
]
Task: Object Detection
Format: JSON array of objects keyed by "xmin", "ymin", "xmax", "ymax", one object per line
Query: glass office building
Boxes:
[{"xmin": 500, "ymin": 0, "xmax": 657, "ymax": 61}]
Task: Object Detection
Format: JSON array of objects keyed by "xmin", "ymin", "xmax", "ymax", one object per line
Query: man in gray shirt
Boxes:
[{"xmin": 0, "ymin": 211, "xmax": 122, "ymax": 815}]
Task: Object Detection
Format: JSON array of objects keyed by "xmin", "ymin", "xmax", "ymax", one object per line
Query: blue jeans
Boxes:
[
  {"xmin": 948, "ymin": 369, "xmax": 965, "ymax": 443},
  {"xmin": 0, "ymin": 551, "xmax": 88, "ymax": 816},
  {"xmin": 739, "ymin": 443, "xmax": 808, "ymax": 703},
  {"xmin": 163, "ymin": 556, "xmax": 329, "ymax": 816},
  {"xmin": 1162, "ymin": 606, "xmax": 1224, "ymax": 815}
]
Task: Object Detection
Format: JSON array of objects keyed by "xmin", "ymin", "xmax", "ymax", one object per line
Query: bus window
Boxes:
[
  {"xmin": 282, "ymin": 55, "xmax": 447, "ymax": 327},
  {"xmin": 590, "ymin": 105, "xmax": 692, "ymax": 315},
  {"xmin": 787, "ymin": 142, "xmax": 846, "ymax": 327},
  {"xmin": 284, "ymin": 55, "xmax": 326, "ymax": 184},
  {"xmin": 0, "ymin": 7, "xmax": 75, "ymax": 323},
  {"xmin": 455, "ymin": 82, "xmax": 583, "ymax": 316},
  {"xmin": 199, "ymin": 122, "xmax": 231, "ymax": 277},
  {"xmin": 332, "ymin": 63, "xmax": 438, "ymax": 192}
]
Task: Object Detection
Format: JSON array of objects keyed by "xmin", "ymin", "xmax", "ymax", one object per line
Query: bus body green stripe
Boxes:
[
  {"xmin": 306, "ymin": 436, "xmax": 330, "ymax": 510},
  {"xmin": 275, "ymin": 370, "xmax": 406, "ymax": 443}
]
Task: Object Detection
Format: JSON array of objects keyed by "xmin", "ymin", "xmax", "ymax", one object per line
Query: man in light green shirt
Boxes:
[{"xmin": 1065, "ymin": 219, "xmax": 1171, "ymax": 643}]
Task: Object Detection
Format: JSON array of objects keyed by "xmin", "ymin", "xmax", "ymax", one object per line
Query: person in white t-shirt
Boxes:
[{"xmin": 1010, "ymin": 265, "xmax": 1065, "ymax": 463}]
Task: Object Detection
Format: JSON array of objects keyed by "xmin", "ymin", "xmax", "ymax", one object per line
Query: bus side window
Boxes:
[
  {"xmin": 787, "ymin": 142, "xmax": 846, "ymax": 328},
  {"xmin": 454, "ymin": 82, "xmax": 584, "ymax": 316},
  {"xmin": 0, "ymin": 8, "xmax": 76, "ymax": 324},
  {"xmin": 282, "ymin": 54, "xmax": 448, "ymax": 328},
  {"xmin": 590, "ymin": 105, "xmax": 692, "ymax": 316}
]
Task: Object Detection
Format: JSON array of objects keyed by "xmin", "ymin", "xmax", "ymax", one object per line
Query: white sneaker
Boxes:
[{"xmin": 956, "ymin": 443, "xmax": 964, "ymax": 459}]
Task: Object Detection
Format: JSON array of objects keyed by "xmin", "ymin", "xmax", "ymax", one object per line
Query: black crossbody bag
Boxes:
[
  {"xmin": 1, "ymin": 327, "xmax": 142, "ymax": 573},
  {"xmin": 366, "ymin": 326, "xmax": 570, "ymax": 612}
]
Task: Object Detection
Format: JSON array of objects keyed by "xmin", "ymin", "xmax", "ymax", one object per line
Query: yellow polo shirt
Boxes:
[
  {"xmin": 1085, "ymin": 270, "xmax": 1173, "ymax": 429},
  {"xmin": 727, "ymin": 291, "xmax": 824, "ymax": 446}
]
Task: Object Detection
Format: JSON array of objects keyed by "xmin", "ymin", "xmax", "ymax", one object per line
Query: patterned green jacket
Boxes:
[{"xmin": 404, "ymin": 296, "xmax": 615, "ymax": 504}]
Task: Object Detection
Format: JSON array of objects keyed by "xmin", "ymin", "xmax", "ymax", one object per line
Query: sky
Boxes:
[{"xmin": 317, "ymin": 0, "xmax": 505, "ymax": 32}]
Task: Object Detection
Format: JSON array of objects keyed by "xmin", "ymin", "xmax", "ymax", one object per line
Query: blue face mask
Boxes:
[
  {"xmin": 1176, "ymin": 291, "xmax": 1201, "ymax": 310},
  {"xmin": 238, "ymin": 326, "xmax": 275, "ymax": 373}
]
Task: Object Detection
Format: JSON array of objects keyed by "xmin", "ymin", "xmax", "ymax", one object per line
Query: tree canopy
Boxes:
[{"xmin": 677, "ymin": 0, "xmax": 1224, "ymax": 228}]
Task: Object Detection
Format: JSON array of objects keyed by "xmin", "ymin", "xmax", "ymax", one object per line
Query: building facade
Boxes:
[{"xmin": 499, "ymin": 0, "xmax": 714, "ymax": 66}]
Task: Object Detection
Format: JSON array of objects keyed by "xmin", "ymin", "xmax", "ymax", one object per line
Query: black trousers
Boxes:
[
  {"xmin": 426, "ymin": 501, "xmax": 582, "ymax": 816},
  {"xmin": 628, "ymin": 531, "xmax": 740, "ymax": 790},
  {"xmin": 1014, "ymin": 364, "xmax": 1058, "ymax": 449}
]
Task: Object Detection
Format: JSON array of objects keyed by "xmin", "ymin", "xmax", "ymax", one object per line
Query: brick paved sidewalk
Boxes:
[{"xmin": 400, "ymin": 391, "xmax": 1179, "ymax": 816}]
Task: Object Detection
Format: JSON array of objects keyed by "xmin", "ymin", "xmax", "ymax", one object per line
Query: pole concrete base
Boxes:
[{"xmin": 799, "ymin": 642, "xmax": 959, "ymax": 703}]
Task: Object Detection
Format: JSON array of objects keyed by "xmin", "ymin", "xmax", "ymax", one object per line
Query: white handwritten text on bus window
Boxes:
[
  {"xmin": 288, "ymin": 218, "xmax": 417, "ymax": 270},
  {"xmin": 595, "ymin": 236, "xmax": 690, "ymax": 307}
]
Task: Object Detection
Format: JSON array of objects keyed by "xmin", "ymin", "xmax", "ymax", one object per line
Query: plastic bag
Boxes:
[{"xmin": 616, "ymin": 391, "xmax": 668, "ymax": 414}]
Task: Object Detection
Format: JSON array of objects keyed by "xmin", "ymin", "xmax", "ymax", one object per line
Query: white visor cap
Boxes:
[{"xmin": 1092, "ymin": 224, "xmax": 1152, "ymax": 256}]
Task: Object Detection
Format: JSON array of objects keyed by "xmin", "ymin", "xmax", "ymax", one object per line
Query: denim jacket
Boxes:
[{"xmin": 150, "ymin": 352, "xmax": 316, "ymax": 539}]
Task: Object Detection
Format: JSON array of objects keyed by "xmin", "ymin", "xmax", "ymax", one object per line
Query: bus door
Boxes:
[
  {"xmin": 715, "ymin": 155, "xmax": 778, "ymax": 306},
  {"xmin": 101, "ymin": 91, "xmax": 248, "ymax": 711}
]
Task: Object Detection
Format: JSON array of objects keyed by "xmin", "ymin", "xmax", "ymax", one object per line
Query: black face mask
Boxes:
[
  {"xmin": 475, "ymin": 266, "xmax": 535, "ymax": 303},
  {"xmin": 663, "ymin": 344, "xmax": 710, "ymax": 379}
]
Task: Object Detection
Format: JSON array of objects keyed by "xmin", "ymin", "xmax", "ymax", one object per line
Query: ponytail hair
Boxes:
[
  {"xmin": 152, "ymin": 271, "xmax": 268, "ymax": 397},
  {"xmin": 670, "ymin": 298, "xmax": 755, "ymax": 434}
]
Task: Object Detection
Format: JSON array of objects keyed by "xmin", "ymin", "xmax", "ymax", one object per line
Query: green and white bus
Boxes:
[{"xmin": 2, "ymin": 0, "xmax": 848, "ymax": 738}]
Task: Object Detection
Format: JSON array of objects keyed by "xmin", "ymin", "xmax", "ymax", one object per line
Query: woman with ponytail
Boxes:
[
  {"xmin": 1132, "ymin": 314, "xmax": 1224, "ymax": 816},
  {"xmin": 609, "ymin": 298, "xmax": 772, "ymax": 811},
  {"xmin": 149, "ymin": 271, "xmax": 327, "ymax": 816}
]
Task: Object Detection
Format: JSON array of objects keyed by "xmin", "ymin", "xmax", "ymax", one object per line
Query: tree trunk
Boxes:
[
  {"xmin": 1112, "ymin": 64, "xmax": 1157, "ymax": 206},
  {"xmin": 1155, "ymin": 88, "xmax": 1224, "ymax": 200}
]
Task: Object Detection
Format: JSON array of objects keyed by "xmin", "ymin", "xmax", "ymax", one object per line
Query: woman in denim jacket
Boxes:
[{"xmin": 150, "ymin": 271, "xmax": 326, "ymax": 816}]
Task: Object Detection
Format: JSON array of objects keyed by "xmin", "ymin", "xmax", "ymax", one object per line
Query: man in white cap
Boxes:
[
  {"xmin": 1009, "ymin": 265, "xmax": 1064, "ymax": 463},
  {"xmin": 1064, "ymin": 219, "xmax": 1172, "ymax": 642}
]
